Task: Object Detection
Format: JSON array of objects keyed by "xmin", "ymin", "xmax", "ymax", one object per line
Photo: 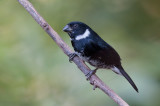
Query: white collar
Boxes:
[{"xmin": 75, "ymin": 29, "xmax": 90, "ymax": 40}]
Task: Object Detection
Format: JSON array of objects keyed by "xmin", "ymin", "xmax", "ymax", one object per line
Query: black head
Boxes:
[{"xmin": 63, "ymin": 21, "xmax": 89, "ymax": 39}]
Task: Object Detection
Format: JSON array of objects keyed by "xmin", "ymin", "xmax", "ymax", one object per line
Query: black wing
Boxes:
[{"xmin": 83, "ymin": 39, "xmax": 121, "ymax": 66}]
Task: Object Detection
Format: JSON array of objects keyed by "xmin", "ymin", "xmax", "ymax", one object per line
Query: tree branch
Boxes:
[{"xmin": 18, "ymin": 0, "xmax": 129, "ymax": 106}]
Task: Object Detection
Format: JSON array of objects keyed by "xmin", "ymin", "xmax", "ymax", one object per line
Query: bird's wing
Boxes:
[{"xmin": 85, "ymin": 39, "xmax": 121, "ymax": 66}]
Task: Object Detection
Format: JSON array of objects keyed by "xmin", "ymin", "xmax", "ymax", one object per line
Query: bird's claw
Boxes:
[
  {"xmin": 85, "ymin": 68, "xmax": 98, "ymax": 80},
  {"xmin": 85, "ymin": 69, "xmax": 97, "ymax": 80},
  {"xmin": 68, "ymin": 53, "xmax": 77, "ymax": 63}
]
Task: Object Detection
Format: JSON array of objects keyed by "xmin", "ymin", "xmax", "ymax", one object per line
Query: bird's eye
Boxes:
[{"xmin": 73, "ymin": 24, "xmax": 78, "ymax": 28}]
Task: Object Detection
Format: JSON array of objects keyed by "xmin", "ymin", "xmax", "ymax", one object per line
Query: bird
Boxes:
[{"xmin": 63, "ymin": 21, "xmax": 138, "ymax": 92}]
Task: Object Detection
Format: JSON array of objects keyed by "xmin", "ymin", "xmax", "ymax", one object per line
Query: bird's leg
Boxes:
[
  {"xmin": 86, "ymin": 68, "xmax": 98, "ymax": 80},
  {"xmin": 68, "ymin": 52, "xmax": 77, "ymax": 63}
]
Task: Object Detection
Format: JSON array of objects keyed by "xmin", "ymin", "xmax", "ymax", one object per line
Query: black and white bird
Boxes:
[{"xmin": 63, "ymin": 21, "xmax": 138, "ymax": 92}]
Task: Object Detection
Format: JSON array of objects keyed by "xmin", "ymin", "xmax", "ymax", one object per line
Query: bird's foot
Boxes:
[
  {"xmin": 68, "ymin": 52, "xmax": 77, "ymax": 63},
  {"xmin": 85, "ymin": 68, "xmax": 98, "ymax": 80}
]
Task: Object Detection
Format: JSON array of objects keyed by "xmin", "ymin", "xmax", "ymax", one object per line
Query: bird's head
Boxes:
[{"xmin": 63, "ymin": 21, "xmax": 90, "ymax": 40}]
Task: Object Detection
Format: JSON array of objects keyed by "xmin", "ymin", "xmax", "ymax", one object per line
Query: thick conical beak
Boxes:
[{"xmin": 63, "ymin": 25, "xmax": 72, "ymax": 32}]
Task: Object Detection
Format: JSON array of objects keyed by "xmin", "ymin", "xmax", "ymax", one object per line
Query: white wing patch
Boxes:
[
  {"xmin": 75, "ymin": 29, "xmax": 90, "ymax": 40},
  {"xmin": 111, "ymin": 66, "xmax": 122, "ymax": 75}
]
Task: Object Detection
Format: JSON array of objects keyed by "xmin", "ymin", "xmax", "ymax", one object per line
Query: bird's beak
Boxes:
[{"xmin": 63, "ymin": 25, "xmax": 72, "ymax": 32}]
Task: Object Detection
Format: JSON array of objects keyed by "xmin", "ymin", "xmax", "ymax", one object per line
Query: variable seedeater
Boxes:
[{"xmin": 63, "ymin": 21, "xmax": 138, "ymax": 92}]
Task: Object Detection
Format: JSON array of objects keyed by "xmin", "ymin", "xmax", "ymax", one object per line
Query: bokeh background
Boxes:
[{"xmin": 0, "ymin": 0, "xmax": 160, "ymax": 106}]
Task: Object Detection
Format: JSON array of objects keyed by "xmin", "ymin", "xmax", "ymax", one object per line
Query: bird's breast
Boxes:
[
  {"xmin": 76, "ymin": 52, "xmax": 90, "ymax": 62},
  {"xmin": 71, "ymin": 40, "xmax": 86, "ymax": 53},
  {"xmin": 76, "ymin": 52, "xmax": 110, "ymax": 69}
]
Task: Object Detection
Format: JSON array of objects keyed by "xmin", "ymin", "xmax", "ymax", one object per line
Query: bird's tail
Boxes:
[{"xmin": 117, "ymin": 65, "xmax": 139, "ymax": 92}]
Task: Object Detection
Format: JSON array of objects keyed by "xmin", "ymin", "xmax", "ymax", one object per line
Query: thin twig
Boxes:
[{"xmin": 17, "ymin": 0, "xmax": 129, "ymax": 106}]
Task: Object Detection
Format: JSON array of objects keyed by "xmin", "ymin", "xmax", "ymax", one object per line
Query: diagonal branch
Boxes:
[{"xmin": 17, "ymin": 0, "xmax": 129, "ymax": 106}]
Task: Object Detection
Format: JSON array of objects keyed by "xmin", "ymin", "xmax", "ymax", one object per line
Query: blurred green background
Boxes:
[{"xmin": 0, "ymin": 0, "xmax": 160, "ymax": 106}]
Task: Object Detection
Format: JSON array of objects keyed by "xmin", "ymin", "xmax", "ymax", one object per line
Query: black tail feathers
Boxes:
[{"xmin": 117, "ymin": 65, "xmax": 138, "ymax": 92}]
